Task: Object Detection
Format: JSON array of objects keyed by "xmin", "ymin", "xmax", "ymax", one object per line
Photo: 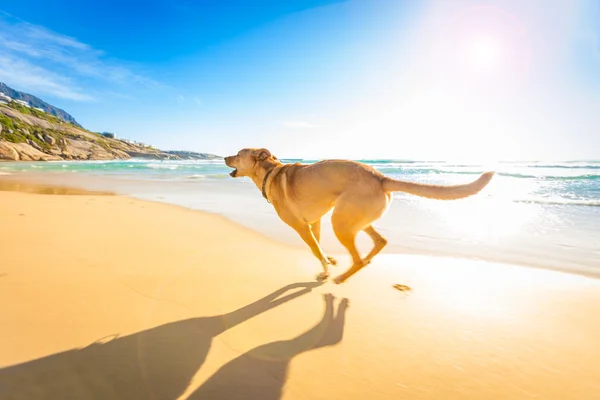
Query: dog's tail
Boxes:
[{"xmin": 381, "ymin": 171, "xmax": 495, "ymax": 200}]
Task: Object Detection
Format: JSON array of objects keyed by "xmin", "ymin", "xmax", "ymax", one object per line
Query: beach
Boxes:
[
  {"xmin": 2, "ymin": 0, "xmax": 600, "ymax": 397},
  {"xmin": 1, "ymin": 178, "xmax": 600, "ymax": 399},
  {"xmin": 1, "ymin": 159, "xmax": 599, "ymax": 277}
]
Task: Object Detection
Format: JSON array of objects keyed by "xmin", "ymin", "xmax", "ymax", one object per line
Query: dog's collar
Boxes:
[{"xmin": 261, "ymin": 167, "xmax": 276, "ymax": 203}]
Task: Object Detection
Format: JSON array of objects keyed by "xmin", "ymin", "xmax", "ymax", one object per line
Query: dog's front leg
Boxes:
[
  {"xmin": 310, "ymin": 219, "xmax": 337, "ymax": 266},
  {"xmin": 289, "ymin": 221, "xmax": 333, "ymax": 281}
]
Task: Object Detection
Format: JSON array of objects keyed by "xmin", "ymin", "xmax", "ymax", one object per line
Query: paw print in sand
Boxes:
[{"xmin": 393, "ymin": 284, "xmax": 412, "ymax": 293}]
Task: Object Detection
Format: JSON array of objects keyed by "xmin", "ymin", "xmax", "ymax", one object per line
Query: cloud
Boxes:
[
  {"xmin": 0, "ymin": 55, "xmax": 92, "ymax": 101},
  {"xmin": 0, "ymin": 12, "xmax": 161, "ymax": 101},
  {"xmin": 282, "ymin": 120, "xmax": 321, "ymax": 129},
  {"xmin": 25, "ymin": 24, "xmax": 92, "ymax": 51}
]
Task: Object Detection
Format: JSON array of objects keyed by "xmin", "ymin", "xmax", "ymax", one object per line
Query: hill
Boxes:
[
  {"xmin": 0, "ymin": 86, "xmax": 220, "ymax": 162},
  {"xmin": 0, "ymin": 83, "xmax": 82, "ymax": 128}
]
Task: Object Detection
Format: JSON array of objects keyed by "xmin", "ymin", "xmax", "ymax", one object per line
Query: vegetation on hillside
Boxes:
[
  {"xmin": 0, "ymin": 82, "xmax": 81, "ymax": 127},
  {"xmin": 1, "ymin": 101, "xmax": 219, "ymax": 161},
  {"xmin": 1, "ymin": 83, "xmax": 220, "ymax": 161},
  {"xmin": 8, "ymin": 102, "xmax": 67, "ymax": 126}
]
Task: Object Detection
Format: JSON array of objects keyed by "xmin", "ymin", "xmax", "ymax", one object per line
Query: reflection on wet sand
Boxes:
[{"xmin": 0, "ymin": 178, "xmax": 113, "ymax": 196}]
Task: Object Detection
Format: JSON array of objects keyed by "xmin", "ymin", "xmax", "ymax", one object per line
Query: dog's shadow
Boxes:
[
  {"xmin": 188, "ymin": 293, "xmax": 348, "ymax": 400},
  {"xmin": 0, "ymin": 282, "xmax": 327, "ymax": 400}
]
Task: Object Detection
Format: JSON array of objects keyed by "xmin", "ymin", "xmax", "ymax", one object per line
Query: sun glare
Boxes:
[
  {"xmin": 426, "ymin": 176, "xmax": 541, "ymax": 241},
  {"xmin": 443, "ymin": 4, "xmax": 530, "ymax": 81},
  {"xmin": 466, "ymin": 36, "xmax": 502, "ymax": 72},
  {"xmin": 433, "ymin": 198, "xmax": 540, "ymax": 241}
]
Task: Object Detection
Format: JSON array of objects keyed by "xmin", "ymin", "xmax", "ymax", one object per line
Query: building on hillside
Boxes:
[
  {"xmin": 0, "ymin": 93, "xmax": 11, "ymax": 102},
  {"xmin": 0, "ymin": 100, "xmax": 8, "ymax": 105},
  {"xmin": 34, "ymin": 107, "xmax": 45, "ymax": 113},
  {"xmin": 14, "ymin": 99, "xmax": 31, "ymax": 108}
]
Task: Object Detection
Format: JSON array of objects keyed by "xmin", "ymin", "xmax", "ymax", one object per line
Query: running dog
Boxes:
[{"xmin": 225, "ymin": 148, "xmax": 495, "ymax": 284}]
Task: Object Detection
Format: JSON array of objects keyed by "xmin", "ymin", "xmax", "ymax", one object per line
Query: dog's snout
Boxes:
[{"xmin": 224, "ymin": 156, "xmax": 234, "ymax": 165}]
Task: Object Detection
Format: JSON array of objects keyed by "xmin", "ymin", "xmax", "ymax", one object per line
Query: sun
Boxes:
[{"xmin": 465, "ymin": 36, "xmax": 502, "ymax": 72}]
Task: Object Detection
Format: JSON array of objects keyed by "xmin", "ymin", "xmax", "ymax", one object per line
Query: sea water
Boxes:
[{"xmin": 2, "ymin": 159, "xmax": 599, "ymax": 276}]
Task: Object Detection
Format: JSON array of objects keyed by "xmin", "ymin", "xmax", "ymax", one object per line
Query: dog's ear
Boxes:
[{"xmin": 255, "ymin": 148, "xmax": 271, "ymax": 162}]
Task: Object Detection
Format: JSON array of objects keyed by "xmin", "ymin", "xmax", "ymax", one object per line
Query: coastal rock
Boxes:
[
  {"xmin": 48, "ymin": 146, "xmax": 63, "ymax": 156},
  {"xmin": 111, "ymin": 149, "xmax": 130, "ymax": 159},
  {"xmin": 58, "ymin": 138, "xmax": 129, "ymax": 160},
  {"xmin": 0, "ymin": 106, "xmax": 54, "ymax": 130},
  {"xmin": 2, "ymin": 100, "xmax": 219, "ymax": 162},
  {"xmin": 27, "ymin": 139, "xmax": 41, "ymax": 150},
  {"xmin": 43, "ymin": 135, "xmax": 56, "ymax": 145},
  {"xmin": 165, "ymin": 150, "xmax": 222, "ymax": 160},
  {"xmin": 87, "ymin": 145, "xmax": 116, "ymax": 160},
  {"xmin": 8, "ymin": 142, "xmax": 62, "ymax": 161},
  {"xmin": 125, "ymin": 151, "xmax": 177, "ymax": 160},
  {"xmin": 0, "ymin": 142, "xmax": 19, "ymax": 160},
  {"xmin": 60, "ymin": 139, "xmax": 91, "ymax": 160}
]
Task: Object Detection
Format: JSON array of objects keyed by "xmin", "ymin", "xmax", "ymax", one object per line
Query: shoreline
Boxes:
[
  {"xmin": 1, "ymin": 172, "xmax": 599, "ymax": 281},
  {"xmin": 2, "ymin": 184, "xmax": 600, "ymax": 399}
]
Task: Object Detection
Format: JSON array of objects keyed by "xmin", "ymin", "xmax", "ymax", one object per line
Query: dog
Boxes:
[{"xmin": 225, "ymin": 148, "xmax": 495, "ymax": 284}]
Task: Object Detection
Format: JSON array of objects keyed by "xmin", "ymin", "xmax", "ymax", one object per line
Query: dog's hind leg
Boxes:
[
  {"xmin": 330, "ymin": 229, "xmax": 363, "ymax": 285},
  {"xmin": 362, "ymin": 225, "xmax": 388, "ymax": 266},
  {"xmin": 330, "ymin": 207, "xmax": 364, "ymax": 285},
  {"xmin": 332, "ymin": 192, "xmax": 391, "ymax": 284}
]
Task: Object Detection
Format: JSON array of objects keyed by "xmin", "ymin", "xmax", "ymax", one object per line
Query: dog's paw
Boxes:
[
  {"xmin": 332, "ymin": 274, "xmax": 346, "ymax": 285},
  {"xmin": 316, "ymin": 272, "xmax": 330, "ymax": 282},
  {"xmin": 326, "ymin": 256, "xmax": 338, "ymax": 266}
]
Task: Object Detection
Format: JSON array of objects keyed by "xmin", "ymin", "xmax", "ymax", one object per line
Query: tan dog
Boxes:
[{"xmin": 225, "ymin": 148, "xmax": 495, "ymax": 284}]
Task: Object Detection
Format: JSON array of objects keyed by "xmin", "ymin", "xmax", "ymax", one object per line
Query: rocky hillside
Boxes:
[
  {"xmin": 0, "ymin": 101, "xmax": 220, "ymax": 162},
  {"xmin": 0, "ymin": 83, "xmax": 82, "ymax": 127},
  {"xmin": 164, "ymin": 150, "xmax": 222, "ymax": 160}
]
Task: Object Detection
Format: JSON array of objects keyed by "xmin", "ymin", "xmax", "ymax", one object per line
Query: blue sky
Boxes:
[{"xmin": 0, "ymin": 0, "xmax": 599, "ymax": 160}]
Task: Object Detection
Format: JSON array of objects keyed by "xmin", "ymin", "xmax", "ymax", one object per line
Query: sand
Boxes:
[{"xmin": 1, "ymin": 181, "xmax": 600, "ymax": 399}]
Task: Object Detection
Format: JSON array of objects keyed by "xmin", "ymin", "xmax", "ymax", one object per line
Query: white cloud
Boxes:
[
  {"xmin": 25, "ymin": 25, "xmax": 93, "ymax": 51},
  {"xmin": 0, "ymin": 55, "xmax": 92, "ymax": 101},
  {"xmin": 0, "ymin": 12, "xmax": 161, "ymax": 101}
]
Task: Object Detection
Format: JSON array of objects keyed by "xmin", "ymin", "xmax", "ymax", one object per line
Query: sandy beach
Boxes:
[{"xmin": 1, "ymin": 180, "xmax": 600, "ymax": 400}]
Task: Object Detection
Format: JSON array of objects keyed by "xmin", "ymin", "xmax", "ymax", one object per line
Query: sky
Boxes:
[{"xmin": 0, "ymin": 0, "xmax": 599, "ymax": 161}]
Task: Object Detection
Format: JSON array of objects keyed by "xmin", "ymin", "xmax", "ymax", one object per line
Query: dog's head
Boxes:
[{"xmin": 224, "ymin": 148, "xmax": 278, "ymax": 178}]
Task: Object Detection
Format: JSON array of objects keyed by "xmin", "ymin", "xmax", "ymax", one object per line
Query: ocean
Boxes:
[{"xmin": 1, "ymin": 159, "xmax": 599, "ymax": 276}]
